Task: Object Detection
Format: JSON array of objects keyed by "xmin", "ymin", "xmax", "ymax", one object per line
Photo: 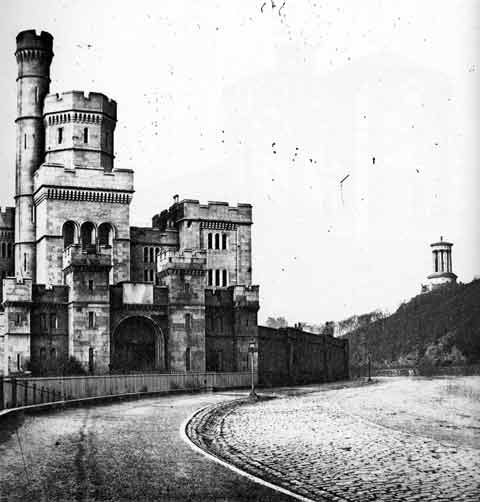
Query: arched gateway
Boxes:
[{"xmin": 111, "ymin": 316, "xmax": 165, "ymax": 372}]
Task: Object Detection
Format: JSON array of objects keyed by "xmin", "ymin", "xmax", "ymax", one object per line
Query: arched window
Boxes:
[
  {"xmin": 80, "ymin": 222, "xmax": 96, "ymax": 249},
  {"xmin": 98, "ymin": 223, "xmax": 113, "ymax": 247},
  {"xmin": 207, "ymin": 233, "xmax": 213, "ymax": 249},
  {"xmin": 62, "ymin": 221, "xmax": 77, "ymax": 249},
  {"xmin": 222, "ymin": 234, "xmax": 227, "ymax": 250},
  {"xmin": 215, "ymin": 233, "xmax": 220, "ymax": 250},
  {"xmin": 149, "ymin": 247, "xmax": 154, "ymax": 263}
]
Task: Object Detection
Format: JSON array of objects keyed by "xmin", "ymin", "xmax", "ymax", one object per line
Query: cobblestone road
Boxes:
[
  {"xmin": 0, "ymin": 392, "xmax": 294, "ymax": 501},
  {"xmin": 188, "ymin": 377, "xmax": 480, "ymax": 502}
]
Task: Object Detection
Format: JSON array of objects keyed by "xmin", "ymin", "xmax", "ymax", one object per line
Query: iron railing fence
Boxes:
[{"xmin": 0, "ymin": 371, "xmax": 255, "ymax": 410}]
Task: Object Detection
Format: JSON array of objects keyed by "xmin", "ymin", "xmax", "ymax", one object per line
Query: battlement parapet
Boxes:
[
  {"xmin": 157, "ymin": 249, "xmax": 206, "ymax": 274},
  {"xmin": 172, "ymin": 199, "xmax": 252, "ymax": 224},
  {"xmin": 2, "ymin": 278, "xmax": 33, "ymax": 304},
  {"xmin": 232, "ymin": 285, "xmax": 259, "ymax": 308},
  {"xmin": 16, "ymin": 30, "xmax": 53, "ymax": 51},
  {"xmin": 63, "ymin": 244, "xmax": 112, "ymax": 271},
  {"xmin": 0, "ymin": 207, "xmax": 15, "ymax": 229},
  {"xmin": 33, "ymin": 284, "xmax": 69, "ymax": 303},
  {"xmin": 44, "ymin": 91, "xmax": 117, "ymax": 120},
  {"xmin": 34, "ymin": 163, "xmax": 134, "ymax": 194}
]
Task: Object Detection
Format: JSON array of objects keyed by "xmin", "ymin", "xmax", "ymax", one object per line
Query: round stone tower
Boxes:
[
  {"xmin": 15, "ymin": 30, "xmax": 53, "ymax": 280},
  {"xmin": 427, "ymin": 236, "xmax": 457, "ymax": 290}
]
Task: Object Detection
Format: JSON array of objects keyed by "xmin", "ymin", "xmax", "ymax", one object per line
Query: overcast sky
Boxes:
[{"xmin": 0, "ymin": 0, "xmax": 479, "ymax": 325}]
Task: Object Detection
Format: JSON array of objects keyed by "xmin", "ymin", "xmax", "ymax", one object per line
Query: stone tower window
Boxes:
[
  {"xmin": 143, "ymin": 247, "xmax": 148, "ymax": 262},
  {"xmin": 83, "ymin": 127, "xmax": 88, "ymax": 144},
  {"xmin": 207, "ymin": 233, "xmax": 213, "ymax": 249},
  {"xmin": 50, "ymin": 313, "xmax": 57, "ymax": 330},
  {"xmin": 222, "ymin": 269, "xmax": 228, "ymax": 287},
  {"xmin": 185, "ymin": 347, "xmax": 191, "ymax": 371},
  {"xmin": 63, "ymin": 221, "xmax": 76, "ymax": 249},
  {"xmin": 149, "ymin": 247, "xmax": 154, "ymax": 263},
  {"xmin": 1, "ymin": 242, "xmax": 5, "ymax": 258},
  {"xmin": 88, "ymin": 311, "xmax": 96, "ymax": 329},
  {"xmin": 80, "ymin": 222, "xmax": 95, "ymax": 249},
  {"xmin": 215, "ymin": 269, "xmax": 220, "ymax": 286},
  {"xmin": 23, "ymin": 253, "xmax": 27, "ymax": 272},
  {"xmin": 215, "ymin": 233, "xmax": 220, "ymax": 250},
  {"xmin": 207, "ymin": 269, "xmax": 213, "ymax": 286},
  {"xmin": 185, "ymin": 313, "xmax": 191, "ymax": 331},
  {"xmin": 149, "ymin": 269, "xmax": 154, "ymax": 282},
  {"xmin": 34, "ymin": 86, "xmax": 38, "ymax": 104},
  {"xmin": 24, "ymin": 134, "xmax": 27, "ymax": 150},
  {"xmin": 7, "ymin": 243, "xmax": 12, "ymax": 258},
  {"xmin": 222, "ymin": 234, "xmax": 227, "ymax": 250},
  {"xmin": 58, "ymin": 127, "xmax": 63, "ymax": 144},
  {"xmin": 144, "ymin": 269, "xmax": 148, "ymax": 281}
]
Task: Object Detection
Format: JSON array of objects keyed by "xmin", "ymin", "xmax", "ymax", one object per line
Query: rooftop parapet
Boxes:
[
  {"xmin": 0, "ymin": 207, "xmax": 15, "ymax": 228},
  {"xmin": 232, "ymin": 285, "xmax": 259, "ymax": 307},
  {"xmin": 44, "ymin": 91, "xmax": 117, "ymax": 120},
  {"xmin": 169, "ymin": 199, "xmax": 253, "ymax": 224},
  {"xmin": 2, "ymin": 278, "xmax": 33, "ymax": 304},
  {"xmin": 16, "ymin": 30, "xmax": 53, "ymax": 53},
  {"xmin": 157, "ymin": 249, "xmax": 206, "ymax": 274},
  {"xmin": 63, "ymin": 244, "xmax": 112, "ymax": 271}
]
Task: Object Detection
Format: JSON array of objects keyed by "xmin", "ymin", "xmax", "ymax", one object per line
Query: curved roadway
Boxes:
[{"xmin": 0, "ymin": 392, "xmax": 294, "ymax": 501}]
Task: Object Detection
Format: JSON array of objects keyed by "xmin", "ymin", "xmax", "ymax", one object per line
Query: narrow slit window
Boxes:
[
  {"xmin": 149, "ymin": 269, "xmax": 154, "ymax": 282},
  {"xmin": 185, "ymin": 347, "xmax": 191, "ymax": 371},
  {"xmin": 83, "ymin": 127, "xmax": 88, "ymax": 144},
  {"xmin": 222, "ymin": 234, "xmax": 227, "ymax": 250},
  {"xmin": 143, "ymin": 247, "xmax": 148, "ymax": 263},
  {"xmin": 207, "ymin": 233, "xmax": 212, "ymax": 249},
  {"xmin": 208, "ymin": 269, "xmax": 213, "ymax": 286},
  {"xmin": 24, "ymin": 133, "xmax": 27, "ymax": 150},
  {"xmin": 144, "ymin": 269, "xmax": 148, "ymax": 281},
  {"xmin": 185, "ymin": 313, "xmax": 191, "ymax": 331},
  {"xmin": 58, "ymin": 127, "xmax": 63, "ymax": 144},
  {"xmin": 222, "ymin": 269, "xmax": 228, "ymax": 287},
  {"xmin": 50, "ymin": 313, "xmax": 57, "ymax": 330},
  {"xmin": 215, "ymin": 269, "xmax": 220, "ymax": 286},
  {"xmin": 34, "ymin": 86, "xmax": 38, "ymax": 104},
  {"xmin": 88, "ymin": 311, "xmax": 95, "ymax": 329},
  {"xmin": 88, "ymin": 280, "xmax": 94, "ymax": 291},
  {"xmin": 149, "ymin": 247, "xmax": 154, "ymax": 263},
  {"xmin": 215, "ymin": 233, "xmax": 220, "ymax": 250},
  {"xmin": 23, "ymin": 253, "xmax": 27, "ymax": 272}
]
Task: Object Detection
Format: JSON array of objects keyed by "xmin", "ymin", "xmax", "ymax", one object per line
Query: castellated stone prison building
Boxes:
[{"xmin": 0, "ymin": 30, "xmax": 348, "ymax": 385}]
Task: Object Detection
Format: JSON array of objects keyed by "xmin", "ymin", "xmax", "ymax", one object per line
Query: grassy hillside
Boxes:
[{"xmin": 343, "ymin": 280, "xmax": 480, "ymax": 373}]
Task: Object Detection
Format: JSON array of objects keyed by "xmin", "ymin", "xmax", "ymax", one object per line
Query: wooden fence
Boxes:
[{"xmin": 0, "ymin": 371, "xmax": 255, "ymax": 411}]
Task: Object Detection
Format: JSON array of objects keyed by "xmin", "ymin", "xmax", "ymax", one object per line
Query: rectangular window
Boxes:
[
  {"xmin": 185, "ymin": 313, "xmax": 191, "ymax": 331},
  {"xmin": 17, "ymin": 354, "xmax": 21, "ymax": 371},
  {"xmin": 7, "ymin": 243, "xmax": 12, "ymax": 258},
  {"xmin": 207, "ymin": 233, "xmax": 212, "ymax": 249},
  {"xmin": 149, "ymin": 247, "xmax": 154, "ymax": 263},
  {"xmin": 143, "ymin": 247, "xmax": 148, "ymax": 263},
  {"xmin": 24, "ymin": 133, "xmax": 27, "ymax": 150},
  {"xmin": 144, "ymin": 269, "xmax": 148, "ymax": 281},
  {"xmin": 58, "ymin": 127, "xmax": 63, "ymax": 144},
  {"xmin": 83, "ymin": 127, "xmax": 88, "ymax": 144},
  {"xmin": 50, "ymin": 313, "xmax": 57, "ymax": 330},
  {"xmin": 15, "ymin": 313, "xmax": 21, "ymax": 325},
  {"xmin": 88, "ymin": 280, "xmax": 94, "ymax": 291},
  {"xmin": 222, "ymin": 234, "xmax": 227, "ymax": 250},
  {"xmin": 34, "ymin": 86, "xmax": 38, "ymax": 104},
  {"xmin": 23, "ymin": 253, "xmax": 27, "ymax": 272},
  {"xmin": 216, "ymin": 350, "xmax": 223, "ymax": 372},
  {"xmin": 185, "ymin": 347, "xmax": 191, "ymax": 371},
  {"xmin": 149, "ymin": 269, "xmax": 154, "ymax": 282},
  {"xmin": 184, "ymin": 283, "xmax": 190, "ymax": 295},
  {"xmin": 40, "ymin": 313, "xmax": 47, "ymax": 330},
  {"xmin": 88, "ymin": 311, "xmax": 95, "ymax": 329},
  {"xmin": 215, "ymin": 269, "xmax": 220, "ymax": 286},
  {"xmin": 208, "ymin": 269, "xmax": 213, "ymax": 287},
  {"xmin": 215, "ymin": 233, "xmax": 220, "ymax": 250},
  {"xmin": 222, "ymin": 269, "xmax": 228, "ymax": 287}
]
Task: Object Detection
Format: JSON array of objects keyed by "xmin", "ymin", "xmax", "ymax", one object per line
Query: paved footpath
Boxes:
[
  {"xmin": 188, "ymin": 378, "xmax": 480, "ymax": 502},
  {"xmin": 0, "ymin": 392, "xmax": 294, "ymax": 501}
]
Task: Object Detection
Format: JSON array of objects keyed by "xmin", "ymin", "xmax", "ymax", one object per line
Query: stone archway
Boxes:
[{"xmin": 111, "ymin": 316, "xmax": 165, "ymax": 372}]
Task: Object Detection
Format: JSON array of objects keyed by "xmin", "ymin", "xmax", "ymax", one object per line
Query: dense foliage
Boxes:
[{"xmin": 343, "ymin": 280, "xmax": 480, "ymax": 372}]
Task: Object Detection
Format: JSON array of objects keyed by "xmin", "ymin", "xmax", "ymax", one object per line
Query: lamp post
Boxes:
[{"xmin": 248, "ymin": 341, "xmax": 258, "ymax": 400}]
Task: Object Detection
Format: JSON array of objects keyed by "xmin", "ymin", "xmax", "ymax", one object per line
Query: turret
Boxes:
[
  {"xmin": 15, "ymin": 30, "xmax": 53, "ymax": 280},
  {"xmin": 43, "ymin": 91, "xmax": 117, "ymax": 171}
]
